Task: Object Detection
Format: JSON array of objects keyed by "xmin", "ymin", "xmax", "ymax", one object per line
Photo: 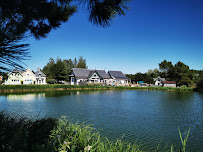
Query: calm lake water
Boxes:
[{"xmin": 0, "ymin": 90, "xmax": 202, "ymax": 151}]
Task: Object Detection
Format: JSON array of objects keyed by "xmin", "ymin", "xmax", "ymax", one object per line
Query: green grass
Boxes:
[
  {"xmin": 0, "ymin": 84, "xmax": 195, "ymax": 93},
  {"xmin": 114, "ymin": 86, "xmax": 194, "ymax": 92},
  {"xmin": 0, "ymin": 112, "xmax": 191, "ymax": 152},
  {"xmin": 0, "ymin": 84, "xmax": 111, "ymax": 92}
]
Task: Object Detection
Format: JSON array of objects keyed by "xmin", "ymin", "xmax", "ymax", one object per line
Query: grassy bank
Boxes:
[
  {"xmin": 0, "ymin": 113, "xmax": 190, "ymax": 152},
  {"xmin": 0, "ymin": 84, "xmax": 195, "ymax": 93},
  {"xmin": 0, "ymin": 84, "xmax": 111, "ymax": 93},
  {"xmin": 115, "ymin": 86, "xmax": 195, "ymax": 92}
]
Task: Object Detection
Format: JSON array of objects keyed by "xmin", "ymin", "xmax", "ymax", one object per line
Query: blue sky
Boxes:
[{"xmin": 24, "ymin": 0, "xmax": 203, "ymax": 74}]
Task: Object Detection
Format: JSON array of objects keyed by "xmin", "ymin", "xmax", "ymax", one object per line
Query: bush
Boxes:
[
  {"xmin": 0, "ymin": 112, "xmax": 56, "ymax": 152},
  {"xmin": 196, "ymin": 76, "xmax": 203, "ymax": 91},
  {"xmin": 47, "ymin": 79, "xmax": 57, "ymax": 84}
]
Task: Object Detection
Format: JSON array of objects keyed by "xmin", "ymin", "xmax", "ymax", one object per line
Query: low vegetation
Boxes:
[
  {"xmin": 0, "ymin": 113, "xmax": 190, "ymax": 152},
  {"xmin": 0, "ymin": 84, "xmax": 196, "ymax": 93}
]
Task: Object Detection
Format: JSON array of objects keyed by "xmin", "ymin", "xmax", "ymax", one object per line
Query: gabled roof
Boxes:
[
  {"xmin": 8, "ymin": 68, "xmax": 24, "ymax": 76},
  {"xmin": 22, "ymin": 68, "xmax": 36, "ymax": 77},
  {"xmin": 72, "ymin": 68, "xmax": 91, "ymax": 79},
  {"xmin": 35, "ymin": 70, "xmax": 46, "ymax": 77},
  {"xmin": 12, "ymin": 68, "xmax": 24, "ymax": 74},
  {"xmin": 108, "ymin": 71, "xmax": 128, "ymax": 79},
  {"xmin": 95, "ymin": 70, "xmax": 110, "ymax": 79},
  {"xmin": 88, "ymin": 70, "xmax": 111, "ymax": 79},
  {"xmin": 162, "ymin": 81, "xmax": 176, "ymax": 84},
  {"xmin": 153, "ymin": 76, "xmax": 166, "ymax": 81}
]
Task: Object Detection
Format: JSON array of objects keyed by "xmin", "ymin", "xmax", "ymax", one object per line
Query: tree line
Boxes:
[
  {"xmin": 42, "ymin": 56, "xmax": 87, "ymax": 84},
  {"xmin": 126, "ymin": 60, "xmax": 203, "ymax": 88}
]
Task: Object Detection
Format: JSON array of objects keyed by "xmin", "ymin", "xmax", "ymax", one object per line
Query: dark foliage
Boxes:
[
  {"xmin": 0, "ymin": 112, "xmax": 56, "ymax": 152},
  {"xmin": 0, "ymin": 0, "xmax": 129, "ymax": 73},
  {"xmin": 43, "ymin": 56, "xmax": 87, "ymax": 82}
]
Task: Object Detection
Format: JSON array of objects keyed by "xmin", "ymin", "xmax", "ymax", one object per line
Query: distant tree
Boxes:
[
  {"xmin": 159, "ymin": 60, "xmax": 173, "ymax": 72},
  {"xmin": 0, "ymin": 0, "xmax": 129, "ymax": 73},
  {"xmin": 196, "ymin": 76, "xmax": 203, "ymax": 91},
  {"xmin": 52, "ymin": 58, "xmax": 68, "ymax": 82},
  {"xmin": 172, "ymin": 61, "xmax": 193, "ymax": 86},
  {"xmin": 43, "ymin": 58, "xmax": 56, "ymax": 79},
  {"xmin": 77, "ymin": 56, "xmax": 88, "ymax": 69},
  {"xmin": 63, "ymin": 59, "xmax": 74, "ymax": 81},
  {"xmin": 73, "ymin": 58, "xmax": 77, "ymax": 68},
  {"xmin": 43, "ymin": 56, "xmax": 88, "ymax": 83}
]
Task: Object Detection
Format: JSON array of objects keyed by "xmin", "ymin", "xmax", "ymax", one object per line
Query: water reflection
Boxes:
[
  {"xmin": 44, "ymin": 90, "xmax": 103, "ymax": 97},
  {"xmin": 7, "ymin": 93, "xmax": 45, "ymax": 101},
  {"xmin": 0, "ymin": 90, "xmax": 202, "ymax": 151}
]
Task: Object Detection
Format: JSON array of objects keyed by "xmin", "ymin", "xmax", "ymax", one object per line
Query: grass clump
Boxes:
[
  {"xmin": 49, "ymin": 116, "xmax": 142, "ymax": 152},
  {"xmin": 0, "ymin": 112, "xmax": 191, "ymax": 152}
]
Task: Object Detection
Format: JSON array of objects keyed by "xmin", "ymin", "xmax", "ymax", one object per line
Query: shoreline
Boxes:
[{"xmin": 0, "ymin": 84, "xmax": 195, "ymax": 93}]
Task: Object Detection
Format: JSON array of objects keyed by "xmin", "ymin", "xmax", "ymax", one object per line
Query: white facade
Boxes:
[
  {"xmin": 153, "ymin": 76, "xmax": 166, "ymax": 86},
  {"xmin": 4, "ymin": 68, "xmax": 47, "ymax": 85},
  {"xmin": 163, "ymin": 83, "xmax": 176, "ymax": 88},
  {"xmin": 4, "ymin": 72, "xmax": 23, "ymax": 85},
  {"xmin": 22, "ymin": 68, "xmax": 36, "ymax": 84},
  {"xmin": 35, "ymin": 68, "xmax": 47, "ymax": 85}
]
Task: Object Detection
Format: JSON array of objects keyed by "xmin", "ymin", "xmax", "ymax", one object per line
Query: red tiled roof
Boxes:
[{"xmin": 162, "ymin": 81, "xmax": 176, "ymax": 84}]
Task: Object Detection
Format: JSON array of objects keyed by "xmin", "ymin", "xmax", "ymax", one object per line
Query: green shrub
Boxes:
[
  {"xmin": 0, "ymin": 112, "xmax": 56, "ymax": 152},
  {"xmin": 47, "ymin": 79, "xmax": 57, "ymax": 84}
]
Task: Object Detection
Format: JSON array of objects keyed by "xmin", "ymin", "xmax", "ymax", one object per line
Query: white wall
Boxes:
[
  {"xmin": 4, "ymin": 73, "xmax": 23, "ymax": 85},
  {"xmin": 22, "ymin": 69, "xmax": 36, "ymax": 84},
  {"xmin": 163, "ymin": 84, "xmax": 176, "ymax": 88}
]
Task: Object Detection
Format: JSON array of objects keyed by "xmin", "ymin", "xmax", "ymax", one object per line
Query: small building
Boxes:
[
  {"xmin": 4, "ymin": 69, "xmax": 24, "ymax": 85},
  {"xmin": 107, "ymin": 71, "xmax": 129, "ymax": 85},
  {"xmin": 153, "ymin": 76, "xmax": 166, "ymax": 86},
  {"xmin": 34, "ymin": 68, "xmax": 47, "ymax": 85},
  {"xmin": 162, "ymin": 81, "xmax": 176, "ymax": 88}
]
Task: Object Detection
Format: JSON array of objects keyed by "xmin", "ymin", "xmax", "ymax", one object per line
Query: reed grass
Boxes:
[
  {"xmin": 0, "ymin": 84, "xmax": 194, "ymax": 93},
  {"xmin": 0, "ymin": 112, "xmax": 192, "ymax": 152}
]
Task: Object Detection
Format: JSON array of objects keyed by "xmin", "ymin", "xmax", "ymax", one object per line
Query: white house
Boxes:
[
  {"xmin": 70, "ymin": 68, "xmax": 129, "ymax": 86},
  {"xmin": 35, "ymin": 68, "xmax": 47, "ymax": 85},
  {"xmin": 4, "ymin": 68, "xmax": 47, "ymax": 85},
  {"xmin": 107, "ymin": 71, "xmax": 129, "ymax": 85},
  {"xmin": 22, "ymin": 68, "xmax": 36, "ymax": 84},
  {"xmin": 4, "ymin": 69, "xmax": 24, "ymax": 85},
  {"xmin": 153, "ymin": 76, "xmax": 166, "ymax": 86}
]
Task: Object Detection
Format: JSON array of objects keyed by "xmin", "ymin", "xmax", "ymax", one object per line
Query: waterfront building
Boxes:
[
  {"xmin": 4, "ymin": 68, "xmax": 46, "ymax": 85},
  {"xmin": 70, "ymin": 68, "xmax": 129, "ymax": 86}
]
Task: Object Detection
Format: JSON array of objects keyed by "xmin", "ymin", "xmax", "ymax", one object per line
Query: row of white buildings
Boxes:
[
  {"xmin": 3, "ymin": 68, "xmax": 129, "ymax": 86},
  {"xmin": 4, "ymin": 68, "xmax": 47, "ymax": 85},
  {"xmin": 2, "ymin": 68, "xmax": 176, "ymax": 87}
]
